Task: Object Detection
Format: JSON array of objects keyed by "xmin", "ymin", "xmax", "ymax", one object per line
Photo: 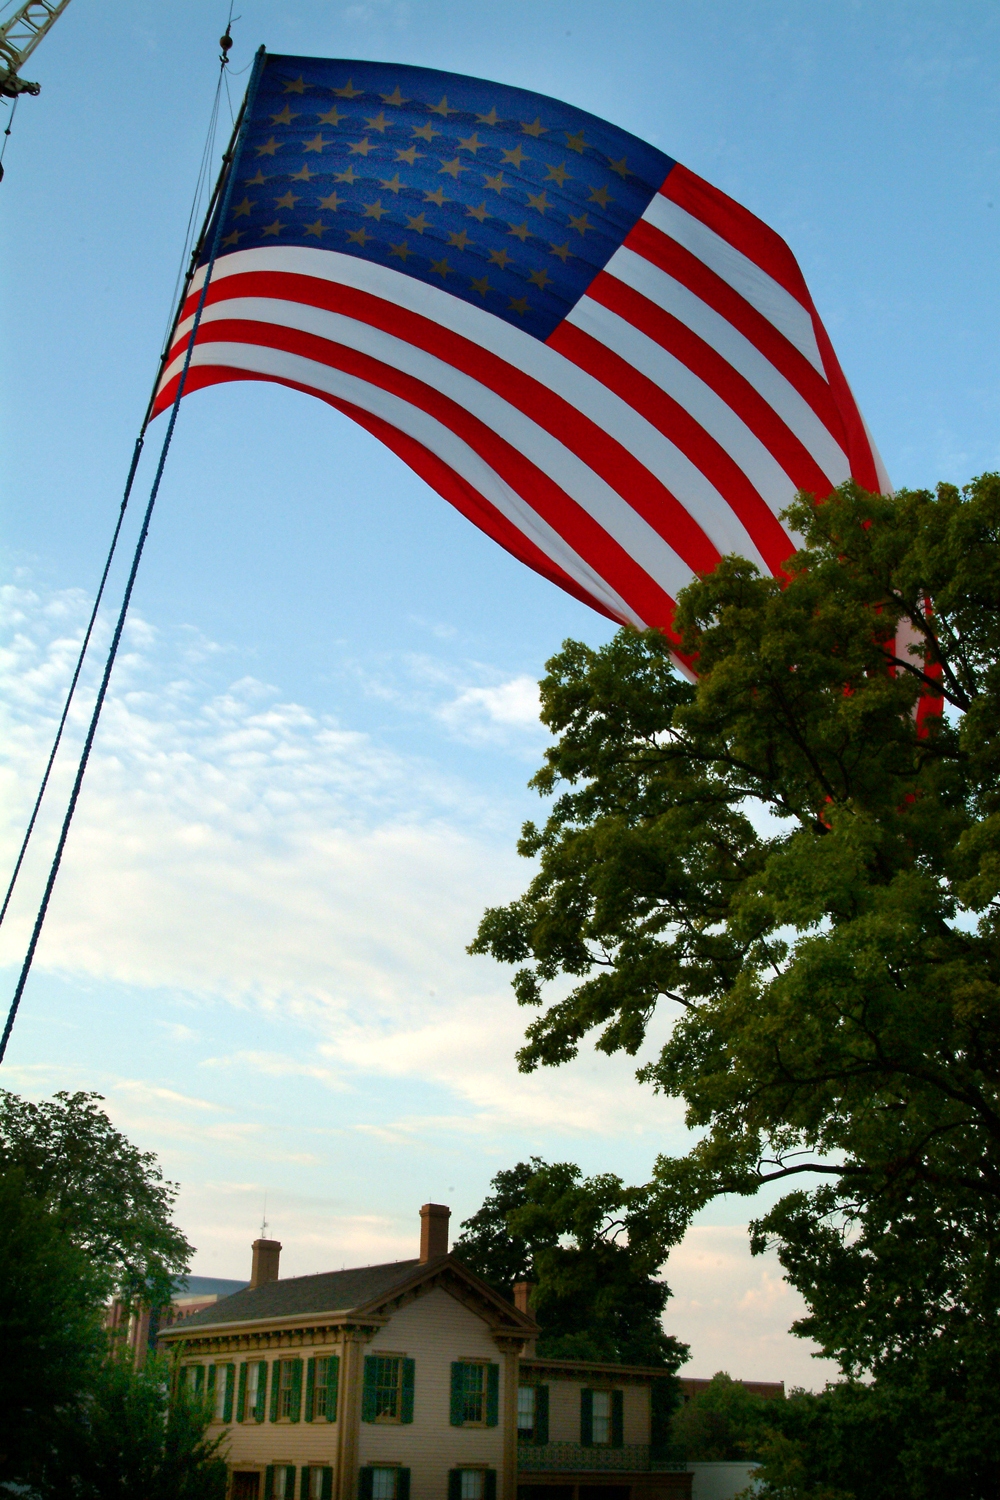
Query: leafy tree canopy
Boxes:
[
  {"xmin": 471, "ymin": 478, "xmax": 1000, "ymax": 1490},
  {"xmin": 41, "ymin": 1352, "xmax": 228, "ymax": 1500},
  {"xmin": 0, "ymin": 1169, "xmax": 106, "ymax": 1482},
  {"xmin": 0, "ymin": 1089, "xmax": 193, "ymax": 1307},
  {"xmin": 669, "ymin": 1371, "xmax": 769, "ymax": 1462},
  {"xmin": 454, "ymin": 1157, "xmax": 689, "ymax": 1370}
]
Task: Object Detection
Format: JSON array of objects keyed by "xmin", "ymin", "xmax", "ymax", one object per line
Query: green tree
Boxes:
[
  {"xmin": 454, "ymin": 1157, "xmax": 689, "ymax": 1370},
  {"xmin": 0, "ymin": 1089, "xmax": 193, "ymax": 1307},
  {"xmin": 471, "ymin": 478, "xmax": 1000, "ymax": 1496},
  {"xmin": 42, "ymin": 1352, "xmax": 228, "ymax": 1500},
  {"xmin": 0, "ymin": 1169, "xmax": 106, "ymax": 1483},
  {"xmin": 670, "ymin": 1371, "xmax": 769, "ymax": 1461}
]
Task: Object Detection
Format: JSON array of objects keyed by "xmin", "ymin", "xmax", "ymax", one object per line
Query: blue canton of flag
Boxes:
[{"xmin": 209, "ymin": 56, "xmax": 674, "ymax": 341}]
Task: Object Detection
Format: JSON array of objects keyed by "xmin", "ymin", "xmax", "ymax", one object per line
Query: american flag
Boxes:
[{"xmin": 154, "ymin": 54, "xmax": 889, "ymax": 648}]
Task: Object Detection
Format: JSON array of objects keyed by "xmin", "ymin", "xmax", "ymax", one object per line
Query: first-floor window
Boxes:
[
  {"xmin": 517, "ymin": 1384, "xmax": 536, "ymax": 1439},
  {"xmin": 459, "ymin": 1472, "xmax": 484, "ymax": 1500},
  {"xmin": 371, "ymin": 1469, "xmax": 398, "ymax": 1500},
  {"xmin": 272, "ymin": 1467, "xmax": 291, "ymax": 1499},
  {"xmin": 591, "ymin": 1389, "xmax": 612, "ymax": 1445},
  {"xmin": 308, "ymin": 1470, "xmax": 323, "ymax": 1500}
]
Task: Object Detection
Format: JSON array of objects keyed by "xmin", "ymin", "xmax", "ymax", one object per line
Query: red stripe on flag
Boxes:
[
  {"xmin": 582, "ymin": 272, "xmax": 837, "ymax": 500},
  {"xmin": 155, "ymin": 347, "xmax": 681, "ymax": 631},
  {"xmin": 624, "ymin": 220, "xmax": 848, "ymax": 450},
  {"xmin": 661, "ymin": 165, "xmax": 813, "ymax": 309},
  {"xmin": 163, "ymin": 270, "xmax": 724, "ymax": 577},
  {"xmin": 548, "ymin": 318, "xmax": 796, "ymax": 576}
]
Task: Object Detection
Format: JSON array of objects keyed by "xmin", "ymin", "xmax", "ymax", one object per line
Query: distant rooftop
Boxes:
[{"xmin": 172, "ymin": 1275, "xmax": 250, "ymax": 1299}]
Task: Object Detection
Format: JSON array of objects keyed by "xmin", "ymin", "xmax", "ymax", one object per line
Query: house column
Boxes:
[
  {"xmin": 335, "ymin": 1330, "xmax": 364, "ymax": 1500},
  {"xmin": 493, "ymin": 1336, "xmax": 526, "ymax": 1500}
]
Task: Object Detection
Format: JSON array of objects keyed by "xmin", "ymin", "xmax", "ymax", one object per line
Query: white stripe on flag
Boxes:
[
  {"xmin": 642, "ymin": 193, "xmax": 826, "ymax": 373},
  {"xmin": 603, "ymin": 245, "xmax": 851, "ymax": 484},
  {"xmin": 160, "ymin": 337, "xmax": 686, "ymax": 611}
]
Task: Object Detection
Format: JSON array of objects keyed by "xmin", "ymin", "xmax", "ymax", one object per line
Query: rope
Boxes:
[
  {"xmin": 0, "ymin": 436, "xmax": 144, "ymax": 935},
  {"xmin": 0, "ymin": 45, "xmax": 267, "ymax": 1066},
  {"xmin": 0, "ymin": 16, "xmax": 238, "ymax": 941}
]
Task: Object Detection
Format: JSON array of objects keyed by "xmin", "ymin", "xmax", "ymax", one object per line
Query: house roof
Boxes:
[{"xmin": 159, "ymin": 1254, "xmax": 537, "ymax": 1339}]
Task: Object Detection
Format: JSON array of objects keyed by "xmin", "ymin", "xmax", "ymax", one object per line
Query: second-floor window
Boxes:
[
  {"xmin": 581, "ymin": 1387, "xmax": 623, "ymax": 1448},
  {"xmin": 591, "ymin": 1389, "xmax": 612, "ymax": 1445},
  {"xmin": 279, "ymin": 1361, "xmax": 296, "ymax": 1418},
  {"xmin": 313, "ymin": 1356, "xmax": 333, "ymax": 1419},
  {"xmin": 450, "ymin": 1361, "xmax": 499, "ymax": 1428},
  {"xmin": 246, "ymin": 1361, "xmax": 260, "ymax": 1417},
  {"xmin": 460, "ymin": 1362, "xmax": 486, "ymax": 1425},
  {"xmin": 213, "ymin": 1367, "xmax": 227, "ymax": 1420},
  {"xmin": 373, "ymin": 1356, "xmax": 402, "ymax": 1420}
]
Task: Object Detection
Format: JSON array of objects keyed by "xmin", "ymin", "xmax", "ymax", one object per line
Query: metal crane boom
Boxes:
[{"xmin": 0, "ymin": 0, "xmax": 72, "ymax": 97}]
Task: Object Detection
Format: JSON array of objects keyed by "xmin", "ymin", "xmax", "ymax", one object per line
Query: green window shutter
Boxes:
[
  {"xmin": 237, "ymin": 1362, "xmax": 248, "ymax": 1422},
  {"xmin": 300, "ymin": 1468, "xmax": 309, "ymax": 1500},
  {"xmin": 269, "ymin": 1361, "xmax": 281, "ymax": 1422},
  {"xmin": 328, "ymin": 1355, "xmax": 340, "ymax": 1423},
  {"xmin": 361, "ymin": 1357, "xmax": 378, "ymax": 1423},
  {"xmin": 290, "ymin": 1358, "xmax": 304, "ymax": 1423},
  {"xmin": 401, "ymin": 1357, "xmax": 415, "ymax": 1424},
  {"xmin": 256, "ymin": 1361, "xmax": 268, "ymax": 1422},
  {"xmin": 486, "ymin": 1363, "xmax": 499, "ymax": 1427},
  {"xmin": 484, "ymin": 1471, "xmax": 497, "ymax": 1500},
  {"xmin": 264, "ymin": 1467, "xmax": 275, "ymax": 1500},
  {"xmin": 358, "ymin": 1469, "xmax": 374, "ymax": 1500},
  {"xmin": 286, "ymin": 1467, "xmax": 296, "ymax": 1498},
  {"xmin": 194, "ymin": 1365, "xmax": 205, "ymax": 1394},
  {"xmin": 207, "ymin": 1364, "xmax": 216, "ymax": 1401},
  {"xmin": 305, "ymin": 1357, "xmax": 315, "ymax": 1422},
  {"xmin": 223, "ymin": 1364, "xmax": 235, "ymax": 1423},
  {"xmin": 447, "ymin": 1472, "xmax": 462, "ymax": 1500},
  {"xmin": 450, "ymin": 1363, "xmax": 465, "ymax": 1426},
  {"xmin": 536, "ymin": 1385, "xmax": 550, "ymax": 1445},
  {"xmin": 321, "ymin": 1469, "xmax": 333, "ymax": 1500},
  {"xmin": 611, "ymin": 1389, "xmax": 624, "ymax": 1448},
  {"xmin": 397, "ymin": 1469, "xmax": 411, "ymax": 1500},
  {"xmin": 580, "ymin": 1388, "xmax": 594, "ymax": 1446}
]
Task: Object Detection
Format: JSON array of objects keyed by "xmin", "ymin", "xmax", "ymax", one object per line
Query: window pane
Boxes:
[
  {"xmin": 517, "ymin": 1386, "xmax": 536, "ymax": 1435},
  {"xmin": 374, "ymin": 1357, "xmax": 401, "ymax": 1419},
  {"xmin": 310, "ymin": 1470, "xmax": 325, "ymax": 1499},
  {"xmin": 592, "ymin": 1390, "xmax": 611, "ymax": 1445},
  {"xmin": 460, "ymin": 1472, "xmax": 484, "ymax": 1500},
  {"xmin": 314, "ymin": 1358, "xmax": 328, "ymax": 1417},
  {"xmin": 214, "ymin": 1370, "xmax": 227, "ymax": 1419},
  {"xmin": 371, "ymin": 1469, "xmax": 397, "ymax": 1500},
  {"xmin": 274, "ymin": 1470, "xmax": 287, "ymax": 1500},
  {"xmin": 461, "ymin": 1364, "xmax": 485, "ymax": 1424},
  {"xmin": 247, "ymin": 1365, "xmax": 259, "ymax": 1401}
]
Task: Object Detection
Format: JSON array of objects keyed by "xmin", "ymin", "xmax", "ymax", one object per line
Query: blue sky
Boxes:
[{"xmin": 0, "ymin": 0, "xmax": 996, "ymax": 1385}]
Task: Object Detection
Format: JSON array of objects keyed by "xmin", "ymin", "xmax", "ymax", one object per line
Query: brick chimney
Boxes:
[
  {"xmin": 419, "ymin": 1203, "xmax": 450, "ymax": 1262},
  {"xmin": 250, "ymin": 1238, "xmax": 282, "ymax": 1289},
  {"xmin": 513, "ymin": 1280, "xmax": 535, "ymax": 1314}
]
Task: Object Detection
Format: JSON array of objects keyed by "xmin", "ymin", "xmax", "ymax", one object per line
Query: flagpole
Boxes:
[{"xmin": 0, "ymin": 48, "xmax": 268, "ymax": 1066}]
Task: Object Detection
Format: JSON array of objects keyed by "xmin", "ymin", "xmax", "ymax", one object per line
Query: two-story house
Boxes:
[{"xmin": 159, "ymin": 1204, "xmax": 692, "ymax": 1500}]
